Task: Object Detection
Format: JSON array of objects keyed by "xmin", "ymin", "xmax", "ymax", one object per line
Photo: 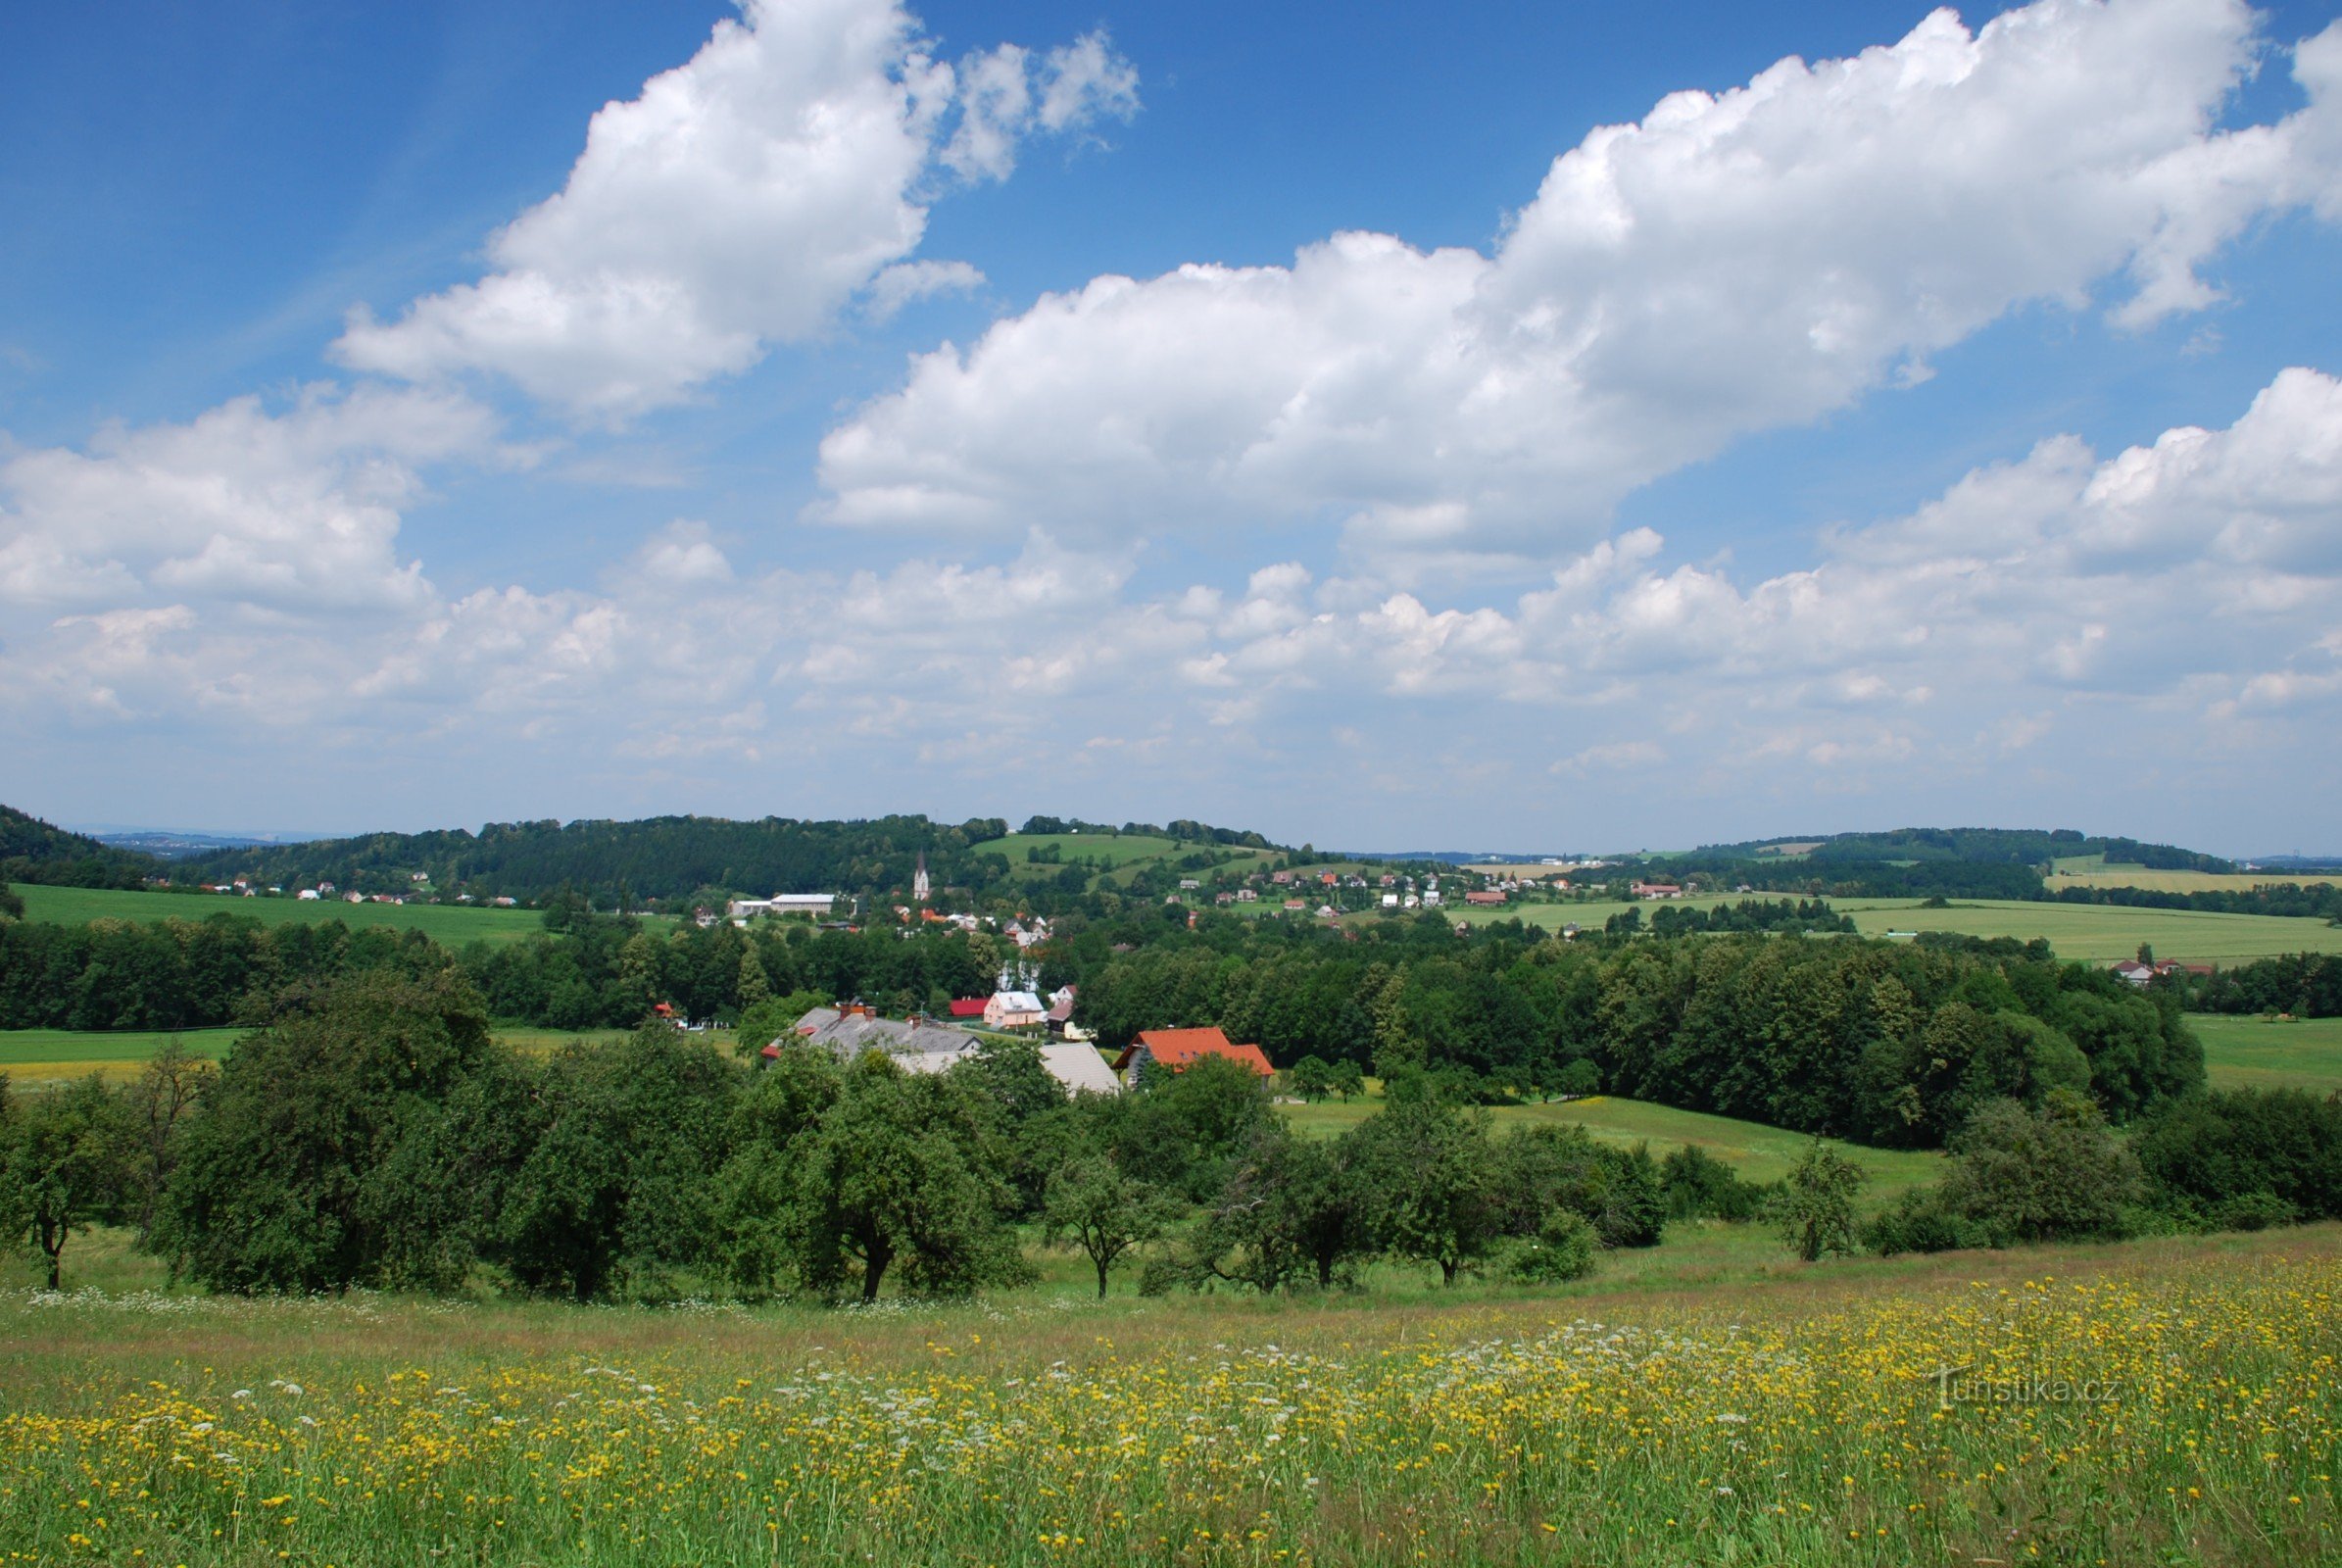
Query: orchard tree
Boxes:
[
  {"xmin": 1770, "ymin": 1140, "xmax": 1868, "ymax": 1262},
  {"xmin": 0, "ymin": 1075, "xmax": 132, "ymax": 1289},
  {"xmin": 1044, "ymin": 1155, "xmax": 1177, "ymax": 1298},
  {"xmin": 791, "ymin": 1055, "xmax": 1029, "ymax": 1302}
]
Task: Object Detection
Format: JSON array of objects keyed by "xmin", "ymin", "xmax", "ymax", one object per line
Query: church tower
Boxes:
[{"xmin": 912, "ymin": 852, "xmax": 930, "ymax": 904}]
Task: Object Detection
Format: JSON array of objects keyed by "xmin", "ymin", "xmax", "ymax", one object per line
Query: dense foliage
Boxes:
[
  {"xmin": 1072, "ymin": 912, "xmax": 2201, "ymax": 1144},
  {"xmin": 0, "ymin": 804, "xmax": 155, "ymax": 889},
  {"xmin": 2177, "ymin": 953, "xmax": 2342, "ymax": 1017}
]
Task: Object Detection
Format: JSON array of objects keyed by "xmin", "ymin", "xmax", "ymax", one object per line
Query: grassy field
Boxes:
[
  {"xmin": 2195, "ymin": 1013, "xmax": 2342, "ymax": 1094},
  {"xmin": 14, "ymin": 883, "xmax": 556, "ymax": 946},
  {"xmin": 1444, "ymin": 893, "xmax": 2342, "ymax": 962},
  {"xmin": 973, "ymin": 832, "xmax": 1290, "ymax": 890},
  {"xmin": 1281, "ymin": 1094, "xmax": 1941, "ymax": 1205},
  {"xmin": 3, "ymin": 1225, "xmax": 2336, "ymax": 1567},
  {"xmin": 0, "ymin": 1025, "xmax": 639, "ymax": 1088}
]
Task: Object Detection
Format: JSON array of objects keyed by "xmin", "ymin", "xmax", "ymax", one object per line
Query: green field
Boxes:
[
  {"xmin": 0, "ymin": 1025, "xmax": 638, "ymax": 1088},
  {"xmin": 2048, "ymin": 854, "xmax": 2336, "ymax": 894},
  {"xmin": 1281, "ymin": 1093, "xmax": 1941, "ymax": 1205},
  {"xmin": 972, "ymin": 832, "xmax": 1287, "ymax": 888},
  {"xmin": 1444, "ymin": 893, "xmax": 2342, "ymax": 963},
  {"xmin": 2195, "ymin": 1013, "xmax": 2342, "ymax": 1094},
  {"xmin": 14, "ymin": 882, "xmax": 557, "ymax": 945}
]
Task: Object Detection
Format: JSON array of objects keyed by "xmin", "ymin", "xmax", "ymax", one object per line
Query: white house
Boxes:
[{"xmin": 727, "ymin": 893, "xmax": 839, "ymax": 919}]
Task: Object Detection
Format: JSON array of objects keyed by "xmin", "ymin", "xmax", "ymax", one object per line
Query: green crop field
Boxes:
[
  {"xmin": 2194, "ymin": 1013, "xmax": 2342, "ymax": 1094},
  {"xmin": 1279, "ymin": 1094, "xmax": 1942, "ymax": 1205},
  {"xmin": 13, "ymin": 883, "xmax": 557, "ymax": 946}
]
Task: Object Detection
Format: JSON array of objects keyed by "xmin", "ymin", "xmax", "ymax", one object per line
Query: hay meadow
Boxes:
[{"xmin": 4, "ymin": 1226, "xmax": 2338, "ymax": 1568}]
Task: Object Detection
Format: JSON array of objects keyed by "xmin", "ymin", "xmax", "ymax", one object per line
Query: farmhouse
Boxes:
[
  {"xmin": 1464, "ymin": 890, "xmax": 1507, "ymax": 906},
  {"xmin": 1632, "ymin": 881, "xmax": 1685, "ymax": 900},
  {"xmin": 1112, "ymin": 1026, "xmax": 1274, "ymax": 1084}
]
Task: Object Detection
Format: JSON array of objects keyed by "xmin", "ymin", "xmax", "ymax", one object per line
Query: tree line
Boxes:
[
  {"xmin": 8, "ymin": 973, "xmax": 2327, "ymax": 1302},
  {"xmin": 0, "ymin": 971, "xmax": 1686, "ymax": 1300},
  {"xmin": 1072, "ymin": 916, "xmax": 2203, "ymax": 1144},
  {"xmin": 2172, "ymin": 954, "xmax": 2342, "ymax": 1018}
]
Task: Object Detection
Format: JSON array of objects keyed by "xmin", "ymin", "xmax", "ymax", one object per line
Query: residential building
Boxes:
[{"xmin": 1112, "ymin": 1027, "xmax": 1273, "ymax": 1083}]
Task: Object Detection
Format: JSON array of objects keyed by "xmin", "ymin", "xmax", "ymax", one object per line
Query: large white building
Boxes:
[{"xmin": 727, "ymin": 893, "xmax": 839, "ymax": 919}]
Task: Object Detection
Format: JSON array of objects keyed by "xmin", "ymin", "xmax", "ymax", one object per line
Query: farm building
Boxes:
[
  {"xmin": 728, "ymin": 893, "xmax": 839, "ymax": 918},
  {"xmin": 1112, "ymin": 1026, "xmax": 1274, "ymax": 1084}
]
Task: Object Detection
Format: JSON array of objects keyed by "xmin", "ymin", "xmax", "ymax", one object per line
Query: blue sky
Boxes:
[{"xmin": 3, "ymin": 0, "xmax": 2339, "ymax": 855}]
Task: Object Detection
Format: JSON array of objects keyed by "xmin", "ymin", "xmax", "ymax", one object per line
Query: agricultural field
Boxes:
[
  {"xmin": 3, "ymin": 1225, "xmax": 2336, "ymax": 1567},
  {"xmin": 2047, "ymin": 854, "xmax": 2336, "ymax": 894},
  {"xmin": 1282, "ymin": 1095, "xmax": 1941, "ymax": 1206},
  {"xmin": 1444, "ymin": 893, "xmax": 2342, "ymax": 963},
  {"xmin": 2194, "ymin": 1013, "xmax": 2342, "ymax": 1094},
  {"xmin": 13, "ymin": 883, "xmax": 556, "ymax": 947}
]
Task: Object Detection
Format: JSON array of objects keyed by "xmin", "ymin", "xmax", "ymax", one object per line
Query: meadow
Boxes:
[
  {"xmin": 2, "ymin": 1224, "xmax": 2335, "ymax": 1567},
  {"xmin": 0, "ymin": 1025, "xmax": 635, "ymax": 1089},
  {"xmin": 13, "ymin": 884, "xmax": 556, "ymax": 947},
  {"xmin": 2195, "ymin": 1012, "xmax": 2342, "ymax": 1094},
  {"xmin": 1446, "ymin": 894, "xmax": 2342, "ymax": 962}
]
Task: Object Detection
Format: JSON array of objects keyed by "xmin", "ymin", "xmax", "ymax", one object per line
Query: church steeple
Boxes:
[{"xmin": 912, "ymin": 851, "xmax": 930, "ymax": 904}]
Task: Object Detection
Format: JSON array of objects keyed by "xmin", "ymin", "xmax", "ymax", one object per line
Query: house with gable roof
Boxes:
[{"xmin": 1111, "ymin": 1026, "xmax": 1273, "ymax": 1085}]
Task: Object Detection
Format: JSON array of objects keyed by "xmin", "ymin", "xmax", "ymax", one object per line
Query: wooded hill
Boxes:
[
  {"xmin": 0, "ymin": 805, "xmax": 156, "ymax": 890},
  {"xmin": 161, "ymin": 811, "xmax": 1292, "ymax": 909}
]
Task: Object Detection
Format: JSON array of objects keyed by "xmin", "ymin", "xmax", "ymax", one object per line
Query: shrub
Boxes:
[{"xmin": 1509, "ymin": 1209, "xmax": 1598, "ymax": 1283}]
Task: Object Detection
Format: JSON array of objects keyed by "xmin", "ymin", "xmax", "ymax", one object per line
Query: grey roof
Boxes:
[{"xmin": 795, "ymin": 1008, "xmax": 980, "ymax": 1064}]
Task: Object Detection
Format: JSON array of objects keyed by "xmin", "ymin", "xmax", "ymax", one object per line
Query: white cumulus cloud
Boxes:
[
  {"xmin": 815, "ymin": 0, "xmax": 2342, "ymax": 575},
  {"xmin": 334, "ymin": 0, "xmax": 1137, "ymax": 419}
]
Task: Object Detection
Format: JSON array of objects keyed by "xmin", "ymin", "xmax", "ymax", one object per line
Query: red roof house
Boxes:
[
  {"xmin": 947, "ymin": 998, "xmax": 991, "ymax": 1019},
  {"xmin": 1112, "ymin": 1026, "xmax": 1273, "ymax": 1080}
]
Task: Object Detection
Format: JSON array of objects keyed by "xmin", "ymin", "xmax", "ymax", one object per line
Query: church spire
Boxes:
[{"xmin": 912, "ymin": 851, "xmax": 930, "ymax": 904}]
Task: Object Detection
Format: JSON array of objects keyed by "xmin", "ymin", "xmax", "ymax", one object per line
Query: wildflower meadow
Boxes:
[{"xmin": 4, "ymin": 1228, "xmax": 2337, "ymax": 1567}]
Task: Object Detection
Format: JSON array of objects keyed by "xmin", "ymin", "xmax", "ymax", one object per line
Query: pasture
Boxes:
[
  {"xmin": 2194, "ymin": 1013, "xmax": 2342, "ymax": 1095},
  {"xmin": 13, "ymin": 883, "xmax": 554, "ymax": 946},
  {"xmin": 3, "ymin": 1225, "xmax": 2336, "ymax": 1567}
]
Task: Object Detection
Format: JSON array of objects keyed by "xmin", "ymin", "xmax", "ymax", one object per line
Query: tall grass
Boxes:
[{"xmin": 4, "ymin": 1228, "xmax": 2337, "ymax": 1566}]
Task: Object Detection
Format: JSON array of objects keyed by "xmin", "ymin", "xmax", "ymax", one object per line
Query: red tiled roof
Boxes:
[
  {"xmin": 947, "ymin": 998, "xmax": 990, "ymax": 1017},
  {"xmin": 1113, "ymin": 1027, "xmax": 1273, "ymax": 1077}
]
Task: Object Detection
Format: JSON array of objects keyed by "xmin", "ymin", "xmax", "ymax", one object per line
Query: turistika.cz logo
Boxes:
[{"xmin": 1927, "ymin": 1364, "xmax": 2124, "ymax": 1412}]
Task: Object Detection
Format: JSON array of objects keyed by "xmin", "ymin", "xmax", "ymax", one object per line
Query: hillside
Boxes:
[
  {"xmin": 0, "ymin": 804, "xmax": 160, "ymax": 889},
  {"xmin": 165, "ymin": 811, "xmax": 1297, "ymax": 909}
]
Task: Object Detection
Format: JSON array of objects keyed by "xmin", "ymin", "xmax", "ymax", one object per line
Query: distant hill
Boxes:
[
  {"xmin": 93, "ymin": 829, "xmax": 307, "ymax": 859},
  {"xmin": 1683, "ymin": 827, "xmax": 2234, "ymax": 873},
  {"xmin": 0, "ymin": 805, "xmax": 161, "ymax": 889},
  {"xmin": 168, "ymin": 811, "xmax": 1296, "ymax": 910}
]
